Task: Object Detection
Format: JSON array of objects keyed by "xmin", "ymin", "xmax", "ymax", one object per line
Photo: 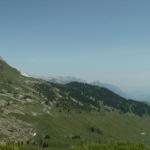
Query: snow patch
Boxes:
[{"xmin": 20, "ymin": 71, "xmax": 30, "ymax": 77}]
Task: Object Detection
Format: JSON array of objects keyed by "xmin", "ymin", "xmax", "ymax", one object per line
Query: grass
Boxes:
[
  {"xmin": 0, "ymin": 144, "xmax": 23, "ymax": 150},
  {"xmin": 71, "ymin": 143, "xmax": 150, "ymax": 150},
  {"xmin": 0, "ymin": 143, "xmax": 149, "ymax": 150},
  {"xmin": 9, "ymin": 109, "xmax": 150, "ymax": 149}
]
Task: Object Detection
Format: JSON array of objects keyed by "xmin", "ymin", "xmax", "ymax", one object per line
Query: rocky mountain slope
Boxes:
[{"xmin": 1, "ymin": 58, "xmax": 150, "ymax": 149}]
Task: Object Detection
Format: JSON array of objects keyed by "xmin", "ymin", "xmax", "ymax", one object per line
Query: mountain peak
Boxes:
[
  {"xmin": 0, "ymin": 56, "xmax": 5, "ymax": 61},
  {"xmin": 0, "ymin": 56, "xmax": 7, "ymax": 66}
]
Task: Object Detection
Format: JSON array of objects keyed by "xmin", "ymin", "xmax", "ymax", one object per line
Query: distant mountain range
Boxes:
[
  {"xmin": 38, "ymin": 76, "xmax": 150, "ymax": 102},
  {"xmin": 91, "ymin": 81, "xmax": 129, "ymax": 98},
  {"xmin": 41, "ymin": 76, "xmax": 86, "ymax": 84},
  {"xmin": 2, "ymin": 56, "xmax": 150, "ymax": 148},
  {"xmin": 34, "ymin": 75, "xmax": 125, "ymax": 94}
]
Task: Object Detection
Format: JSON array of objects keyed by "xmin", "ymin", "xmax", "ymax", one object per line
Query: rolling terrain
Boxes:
[{"xmin": 0, "ymin": 58, "xmax": 150, "ymax": 149}]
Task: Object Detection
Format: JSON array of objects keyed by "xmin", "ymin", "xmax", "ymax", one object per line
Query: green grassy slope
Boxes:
[
  {"xmin": 71, "ymin": 143, "xmax": 150, "ymax": 150},
  {"xmin": 10, "ymin": 110, "xmax": 150, "ymax": 149},
  {"xmin": 1, "ymin": 59, "xmax": 150, "ymax": 149},
  {"xmin": 35, "ymin": 81, "xmax": 150, "ymax": 116},
  {"xmin": 0, "ymin": 59, "xmax": 20, "ymax": 79},
  {"xmin": 0, "ymin": 142, "xmax": 149, "ymax": 150}
]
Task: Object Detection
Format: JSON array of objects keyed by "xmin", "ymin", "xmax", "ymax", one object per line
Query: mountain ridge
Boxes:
[
  {"xmin": 1, "ymin": 58, "xmax": 150, "ymax": 149},
  {"xmin": 0, "ymin": 58, "xmax": 149, "ymax": 116}
]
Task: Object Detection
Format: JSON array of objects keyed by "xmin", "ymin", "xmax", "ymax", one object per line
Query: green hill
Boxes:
[
  {"xmin": 0, "ymin": 58, "xmax": 150, "ymax": 149},
  {"xmin": 0, "ymin": 58, "xmax": 23, "ymax": 83},
  {"xmin": 35, "ymin": 81, "xmax": 150, "ymax": 116}
]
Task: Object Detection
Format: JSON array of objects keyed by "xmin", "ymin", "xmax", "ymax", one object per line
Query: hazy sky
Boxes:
[{"xmin": 0, "ymin": 0, "xmax": 150, "ymax": 91}]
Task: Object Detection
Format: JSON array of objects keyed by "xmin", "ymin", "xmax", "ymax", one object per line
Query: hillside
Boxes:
[
  {"xmin": 35, "ymin": 81, "xmax": 150, "ymax": 116},
  {"xmin": 0, "ymin": 58, "xmax": 150, "ymax": 149}
]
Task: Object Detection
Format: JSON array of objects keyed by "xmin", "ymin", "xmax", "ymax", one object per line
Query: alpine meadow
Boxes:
[{"xmin": 1, "ymin": 0, "xmax": 150, "ymax": 150}]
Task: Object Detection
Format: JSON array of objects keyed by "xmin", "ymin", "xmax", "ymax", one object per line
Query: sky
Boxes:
[{"xmin": 0, "ymin": 0, "xmax": 150, "ymax": 93}]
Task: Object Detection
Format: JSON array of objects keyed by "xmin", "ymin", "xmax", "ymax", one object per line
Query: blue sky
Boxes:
[{"xmin": 1, "ymin": 0, "xmax": 150, "ymax": 91}]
